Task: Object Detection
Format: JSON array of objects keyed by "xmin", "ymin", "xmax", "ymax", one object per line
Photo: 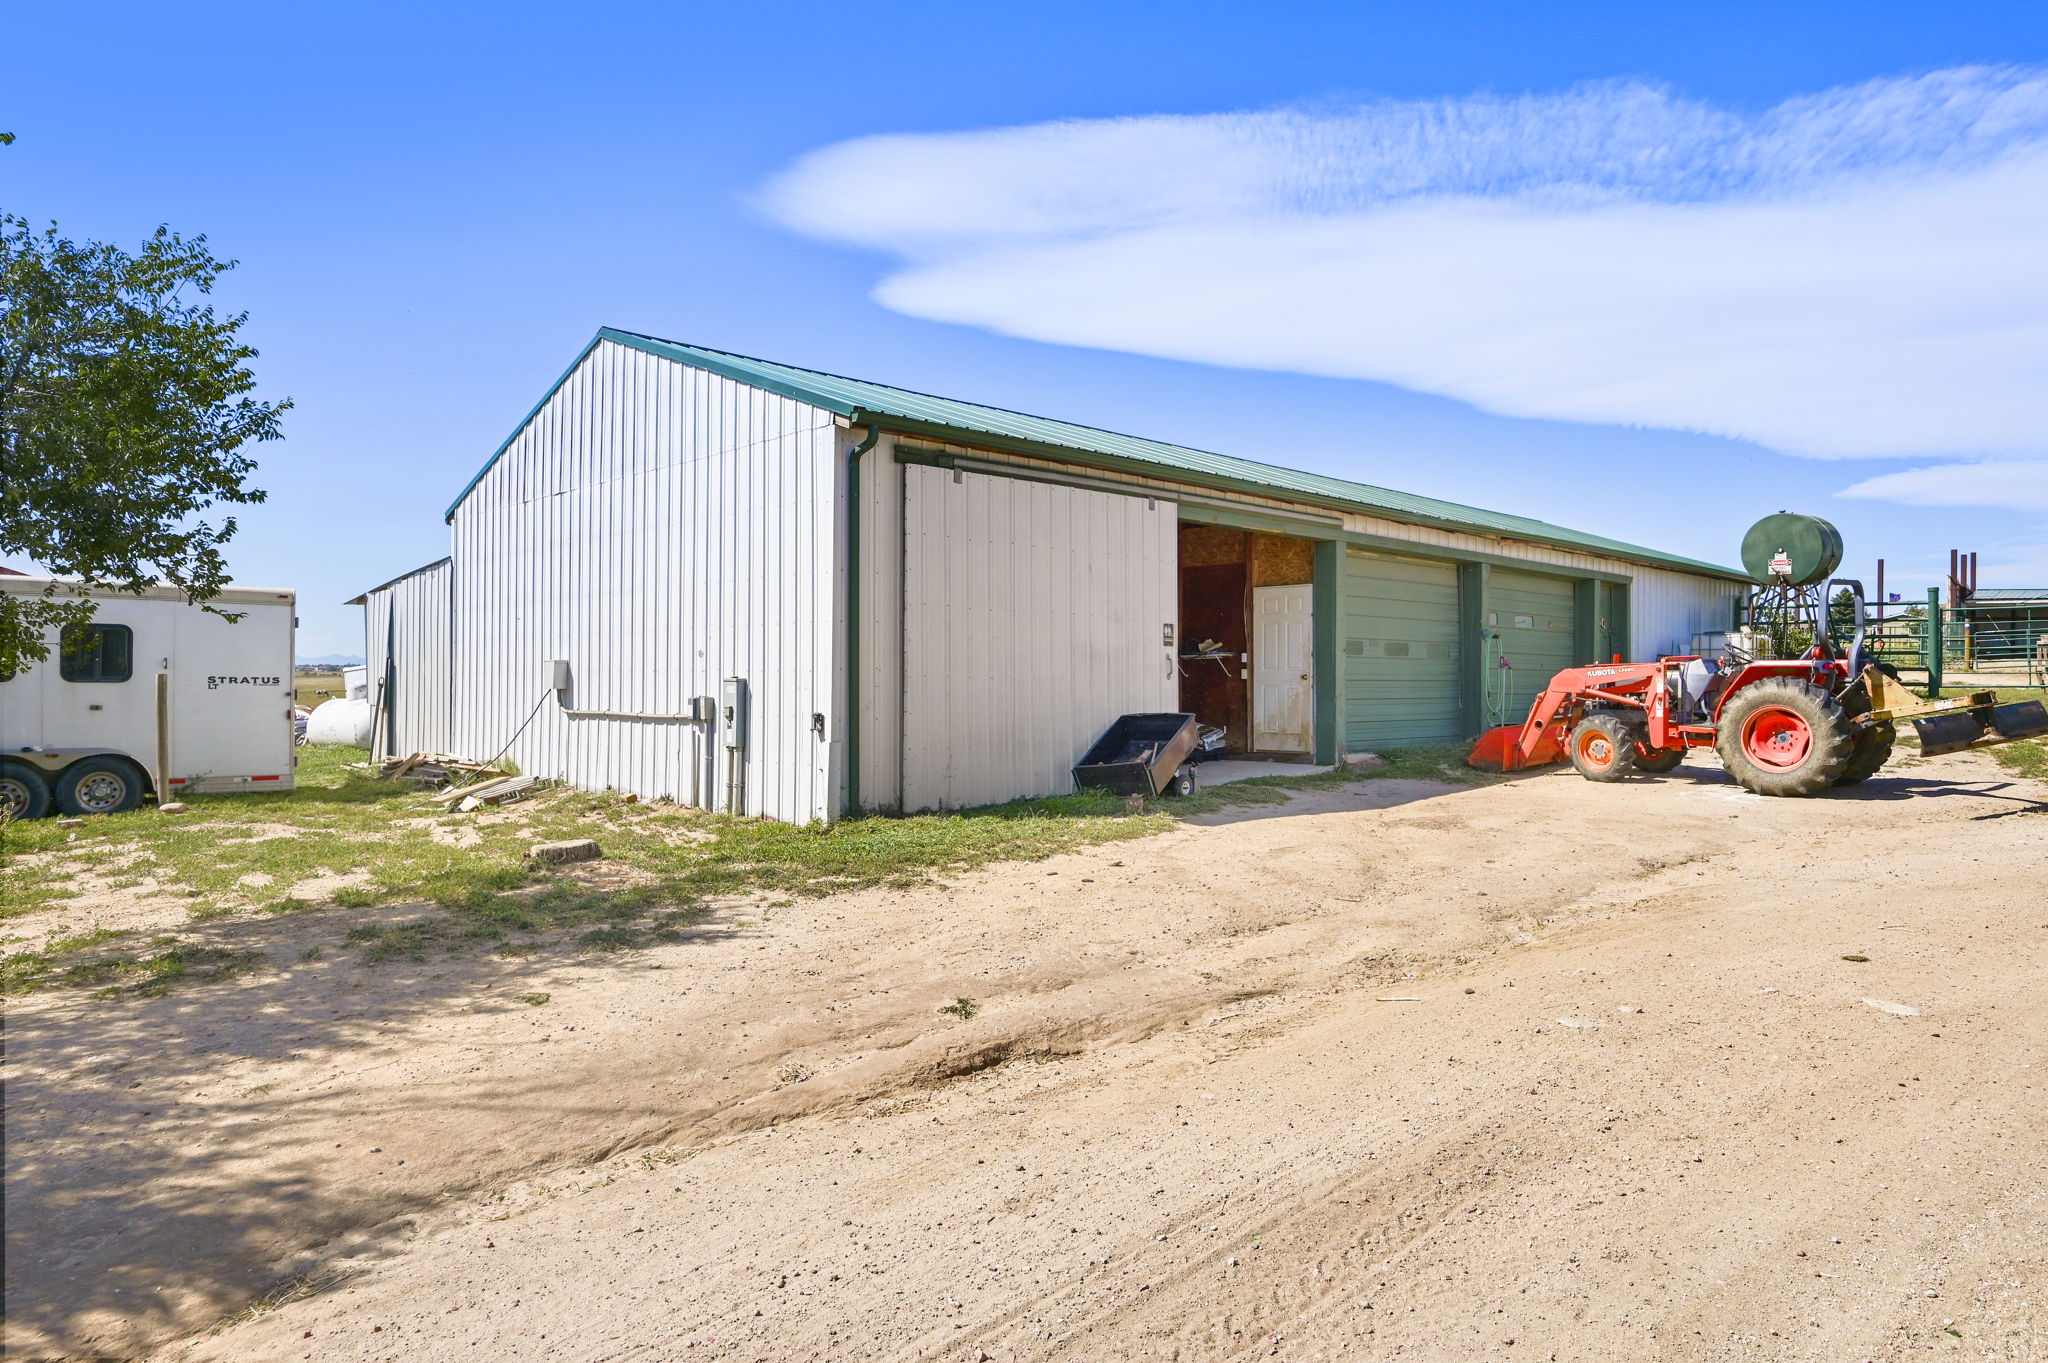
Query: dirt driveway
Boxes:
[{"xmin": 8, "ymin": 750, "xmax": 2047, "ymax": 1360}]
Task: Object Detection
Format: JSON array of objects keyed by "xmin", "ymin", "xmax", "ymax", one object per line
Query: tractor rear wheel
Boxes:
[
  {"xmin": 1634, "ymin": 745, "xmax": 1686, "ymax": 773},
  {"xmin": 1834, "ymin": 685, "xmax": 1895, "ymax": 786},
  {"xmin": 1714, "ymin": 678, "xmax": 1856, "ymax": 797},
  {"xmin": 1568, "ymin": 713, "xmax": 1643, "ymax": 782}
]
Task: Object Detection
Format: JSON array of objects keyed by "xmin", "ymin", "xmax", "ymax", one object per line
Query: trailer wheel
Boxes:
[
  {"xmin": 53, "ymin": 757, "xmax": 146, "ymax": 817},
  {"xmin": 0, "ymin": 761, "xmax": 53, "ymax": 821},
  {"xmin": 1568, "ymin": 713, "xmax": 1642, "ymax": 782},
  {"xmin": 1634, "ymin": 745, "xmax": 1686, "ymax": 773},
  {"xmin": 1162, "ymin": 764, "xmax": 1196, "ymax": 798},
  {"xmin": 1714, "ymin": 679, "xmax": 1855, "ymax": 797}
]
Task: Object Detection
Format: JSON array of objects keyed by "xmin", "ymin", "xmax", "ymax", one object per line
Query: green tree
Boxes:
[
  {"xmin": 0, "ymin": 206, "xmax": 288, "ymax": 673},
  {"xmin": 1827, "ymin": 587, "xmax": 1859, "ymax": 642}
]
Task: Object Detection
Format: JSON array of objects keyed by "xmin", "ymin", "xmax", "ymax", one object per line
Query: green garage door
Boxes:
[
  {"xmin": 1489, "ymin": 569, "xmax": 1577, "ymax": 724},
  {"xmin": 1342, "ymin": 550, "xmax": 1462, "ymax": 749}
]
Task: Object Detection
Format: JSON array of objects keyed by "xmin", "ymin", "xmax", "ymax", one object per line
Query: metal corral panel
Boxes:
[
  {"xmin": 1488, "ymin": 569, "xmax": 1577, "ymax": 724},
  {"xmin": 1343, "ymin": 551, "xmax": 1462, "ymax": 749},
  {"xmin": 900, "ymin": 464, "xmax": 1177, "ymax": 811},
  {"xmin": 449, "ymin": 340, "xmax": 842, "ymax": 823},
  {"xmin": 361, "ymin": 558, "xmax": 454, "ymax": 758}
]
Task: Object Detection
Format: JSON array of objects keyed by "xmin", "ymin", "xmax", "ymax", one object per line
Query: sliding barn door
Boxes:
[{"xmin": 901, "ymin": 465, "xmax": 1177, "ymax": 811}]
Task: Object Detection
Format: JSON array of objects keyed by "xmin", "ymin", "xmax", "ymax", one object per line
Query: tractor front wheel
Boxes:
[
  {"xmin": 1568, "ymin": 713, "xmax": 1643, "ymax": 782},
  {"xmin": 1714, "ymin": 679, "xmax": 1855, "ymax": 797}
]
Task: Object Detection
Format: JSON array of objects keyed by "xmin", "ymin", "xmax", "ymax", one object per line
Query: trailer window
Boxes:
[{"xmin": 60, "ymin": 624, "xmax": 134, "ymax": 683}]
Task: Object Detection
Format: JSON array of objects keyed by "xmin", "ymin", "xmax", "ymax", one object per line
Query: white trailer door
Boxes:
[
  {"xmin": 170, "ymin": 599, "xmax": 297, "ymax": 792},
  {"xmin": 901, "ymin": 464, "xmax": 1177, "ymax": 811}
]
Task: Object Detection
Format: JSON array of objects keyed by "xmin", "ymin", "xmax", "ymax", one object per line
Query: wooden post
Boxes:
[{"xmin": 154, "ymin": 672, "xmax": 171, "ymax": 800}]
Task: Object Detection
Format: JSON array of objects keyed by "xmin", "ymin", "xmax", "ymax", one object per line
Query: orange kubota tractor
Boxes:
[{"xmin": 1468, "ymin": 578, "xmax": 2047, "ymax": 797}]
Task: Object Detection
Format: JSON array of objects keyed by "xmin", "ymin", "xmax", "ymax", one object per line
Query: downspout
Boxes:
[{"xmin": 844, "ymin": 420, "xmax": 883, "ymax": 816}]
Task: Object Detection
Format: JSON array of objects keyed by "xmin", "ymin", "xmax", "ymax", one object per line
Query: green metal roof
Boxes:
[
  {"xmin": 446, "ymin": 326, "xmax": 1749, "ymax": 582},
  {"xmin": 1968, "ymin": 587, "xmax": 2048, "ymax": 603}
]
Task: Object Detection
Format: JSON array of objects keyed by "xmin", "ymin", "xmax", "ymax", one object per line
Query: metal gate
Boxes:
[{"xmin": 900, "ymin": 465, "xmax": 1178, "ymax": 811}]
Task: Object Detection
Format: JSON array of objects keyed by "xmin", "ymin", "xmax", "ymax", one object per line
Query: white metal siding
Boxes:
[
  {"xmin": 1625, "ymin": 565, "xmax": 1742, "ymax": 657},
  {"xmin": 899, "ymin": 464, "xmax": 1177, "ymax": 811},
  {"xmin": 449, "ymin": 340, "xmax": 842, "ymax": 822},
  {"xmin": 361, "ymin": 559, "xmax": 454, "ymax": 758}
]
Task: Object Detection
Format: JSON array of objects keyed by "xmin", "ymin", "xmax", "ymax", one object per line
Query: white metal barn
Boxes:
[
  {"xmin": 347, "ymin": 558, "xmax": 453, "ymax": 759},
  {"xmin": 360, "ymin": 327, "xmax": 1748, "ymax": 823}
]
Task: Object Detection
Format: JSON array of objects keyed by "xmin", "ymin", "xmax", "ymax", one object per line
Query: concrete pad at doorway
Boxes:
[{"xmin": 1195, "ymin": 759, "xmax": 1335, "ymax": 787}]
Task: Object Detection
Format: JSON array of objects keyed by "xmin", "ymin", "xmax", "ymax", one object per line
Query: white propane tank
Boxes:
[{"xmin": 305, "ymin": 697, "xmax": 374, "ymax": 747}]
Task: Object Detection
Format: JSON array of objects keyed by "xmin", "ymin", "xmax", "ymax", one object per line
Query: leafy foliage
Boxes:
[{"xmin": 0, "ymin": 213, "xmax": 287, "ymax": 671}]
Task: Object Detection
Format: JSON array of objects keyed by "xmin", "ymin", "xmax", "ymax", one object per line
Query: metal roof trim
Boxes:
[
  {"xmin": 345, "ymin": 556, "xmax": 455, "ymax": 606},
  {"xmin": 441, "ymin": 327, "xmax": 1750, "ymax": 582}
]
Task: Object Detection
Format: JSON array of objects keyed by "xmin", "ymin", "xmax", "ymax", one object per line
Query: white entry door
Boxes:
[{"xmin": 1252, "ymin": 583, "xmax": 1313, "ymax": 753}]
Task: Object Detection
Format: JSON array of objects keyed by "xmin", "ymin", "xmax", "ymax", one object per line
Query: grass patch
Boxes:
[
  {"xmin": 0, "ymin": 926, "xmax": 132, "ymax": 994},
  {"xmin": 0, "ymin": 738, "xmax": 1488, "ymax": 993},
  {"xmin": 1975, "ymin": 687, "xmax": 2047, "ymax": 780},
  {"xmin": 0, "ymin": 879, "xmax": 79, "ymax": 919},
  {"xmin": 1990, "ymin": 737, "xmax": 2047, "ymax": 780},
  {"xmin": 4, "ymin": 933, "xmax": 265, "ymax": 998}
]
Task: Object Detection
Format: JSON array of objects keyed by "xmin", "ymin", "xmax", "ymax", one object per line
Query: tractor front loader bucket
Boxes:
[{"xmin": 1467, "ymin": 723, "xmax": 1565, "ymax": 773}]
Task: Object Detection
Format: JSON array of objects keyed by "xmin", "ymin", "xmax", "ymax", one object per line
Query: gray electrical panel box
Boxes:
[
  {"xmin": 543, "ymin": 659, "xmax": 571, "ymax": 692},
  {"xmin": 720, "ymin": 677, "xmax": 748, "ymax": 751}
]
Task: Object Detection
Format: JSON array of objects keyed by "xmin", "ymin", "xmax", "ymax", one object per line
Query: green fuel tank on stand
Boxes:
[{"xmin": 1741, "ymin": 513, "xmax": 1844, "ymax": 586}]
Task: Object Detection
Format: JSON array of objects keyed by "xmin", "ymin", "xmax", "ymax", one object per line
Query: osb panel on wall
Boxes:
[
  {"xmin": 1250, "ymin": 533, "xmax": 1315, "ymax": 587},
  {"xmin": 1180, "ymin": 524, "xmax": 1250, "ymax": 567}
]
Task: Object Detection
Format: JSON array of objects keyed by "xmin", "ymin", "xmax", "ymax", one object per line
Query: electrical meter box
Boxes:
[{"xmin": 720, "ymin": 677, "xmax": 748, "ymax": 751}]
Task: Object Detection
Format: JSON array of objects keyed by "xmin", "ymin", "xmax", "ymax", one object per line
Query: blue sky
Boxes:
[{"xmin": 7, "ymin": 0, "xmax": 2043, "ymax": 658}]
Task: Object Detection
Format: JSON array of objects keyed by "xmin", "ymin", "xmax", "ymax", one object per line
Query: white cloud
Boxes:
[
  {"xmin": 1840, "ymin": 460, "xmax": 2048, "ymax": 511},
  {"xmin": 761, "ymin": 69, "xmax": 2048, "ymax": 462}
]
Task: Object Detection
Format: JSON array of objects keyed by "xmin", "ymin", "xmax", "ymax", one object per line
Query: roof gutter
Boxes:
[{"xmin": 842, "ymin": 421, "xmax": 884, "ymax": 817}]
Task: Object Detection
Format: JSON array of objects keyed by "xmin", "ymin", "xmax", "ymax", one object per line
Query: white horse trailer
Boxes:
[{"xmin": 0, "ymin": 578, "xmax": 297, "ymax": 819}]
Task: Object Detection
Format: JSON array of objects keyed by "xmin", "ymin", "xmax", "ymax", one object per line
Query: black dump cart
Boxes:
[{"xmin": 1072, "ymin": 712, "xmax": 1201, "ymax": 798}]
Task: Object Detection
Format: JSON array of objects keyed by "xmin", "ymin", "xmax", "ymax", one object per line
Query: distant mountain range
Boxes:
[{"xmin": 297, "ymin": 654, "xmax": 364, "ymax": 667}]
